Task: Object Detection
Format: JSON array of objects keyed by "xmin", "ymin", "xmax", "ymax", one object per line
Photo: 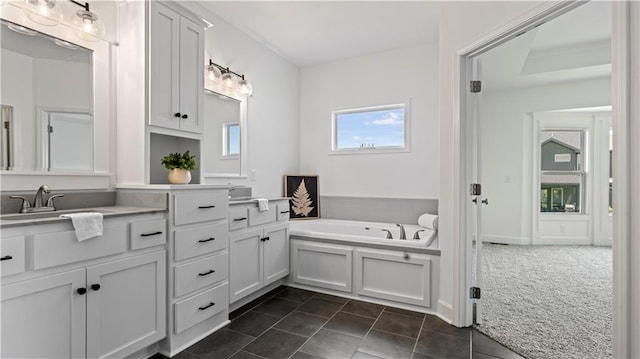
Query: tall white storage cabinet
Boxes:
[{"xmin": 117, "ymin": 1, "xmax": 205, "ymax": 185}]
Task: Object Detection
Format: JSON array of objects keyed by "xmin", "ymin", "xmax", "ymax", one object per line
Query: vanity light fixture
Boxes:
[
  {"xmin": 207, "ymin": 59, "xmax": 253, "ymax": 97},
  {"xmin": 68, "ymin": 0, "xmax": 105, "ymax": 41},
  {"xmin": 22, "ymin": 0, "xmax": 63, "ymax": 26}
]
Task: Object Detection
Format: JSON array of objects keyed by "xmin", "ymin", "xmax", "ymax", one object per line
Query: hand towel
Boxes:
[
  {"xmin": 418, "ymin": 213, "xmax": 438, "ymax": 230},
  {"xmin": 60, "ymin": 212, "xmax": 104, "ymax": 241},
  {"xmin": 257, "ymin": 198, "xmax": 269, "ymax": 212}
]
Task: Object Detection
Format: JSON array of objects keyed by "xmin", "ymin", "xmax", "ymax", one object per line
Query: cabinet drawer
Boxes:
[
  {"xmin": 174, "ymin": 222, "xmax": 228, "ymax": 262},
  {"xmin": 248, "ymin": 207, "xmax": 276, "ymax": 227},
  {"xmin": 174, "ymin": 191, "xmax": 228, "ymax": 226},
  {"xmin": 130, "ymin": 219, "xmax": 167, "ymax": 250},
  {"xmin": 174, "ymin": 282, "xmax": 228, "ymax": 334},
  {"xmin": 174, "ymin": 252, "xmax": 228, "ymax": 297},
  {"xmin": 229, "ymin": 206, "xmax": 249, "ymax": 231},
  {"xmin": 276, "ymin": 203, "xmax": 290, "ymax": 222},
  {"xmin": 1, "ymin": 236, "xmax": 25, "ymax": 277},
  {"xmin": 32, "ymin": 224, "xmax": 127, "ymax": 270}
]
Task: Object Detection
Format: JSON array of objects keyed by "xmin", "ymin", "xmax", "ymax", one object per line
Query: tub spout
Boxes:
[
  {"xmin": 396, "ymin": 224, "xmax": 406, "ymax": 240},
  {"xmin": 381, "ymin": 229, "xmax": 393, "ymax": 239}
]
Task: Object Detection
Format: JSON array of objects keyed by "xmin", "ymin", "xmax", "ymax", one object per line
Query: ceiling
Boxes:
[
  {"xmin": 479, "ymin": 1, "xmax": 612, "ymax": 91},
  {"xmin": 197, "ymin": 1, "xmax": 439, "ymax": 68}
]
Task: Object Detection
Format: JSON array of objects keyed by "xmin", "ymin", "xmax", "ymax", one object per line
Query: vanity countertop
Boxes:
[
  {"xmin": 0, "ymin": 206, "xmax": 167, "ymax": 228},
  {"xmin": 117, "ymin": 184, "xmax": 231, "ymax": 190},
  {"xmin": 229, "ymin": 197, "xmax": 290, "ymax": 205}
]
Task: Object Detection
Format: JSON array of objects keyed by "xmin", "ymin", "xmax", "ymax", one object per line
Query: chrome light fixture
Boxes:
[
  {"xmin": 69, "ymin": 0, "xmax": 105, "ymax": 41},
  {"xmin": 207, "ymin": 59, "xmax": 253, "ymax": 97},
  {"xmin": 22, "ymin": 0, "xmax": 63, "ymax": 26}
]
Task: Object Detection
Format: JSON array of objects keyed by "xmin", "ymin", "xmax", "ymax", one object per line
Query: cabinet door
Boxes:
[
  {"xmin": 86, "ymin": 251, "xmax": 166, "ymax": 359},
  {"xmin": 178, "ymin": 16, "xmax": 204, "ymax": 133},
  {"xmin": 291, "ymin": 240, "xmax": 353, "ymax": 292},
  {"xmin": 355, "ymin": 249, "xmax": 431, "ymax": 307},
  {"xmin": 263, "ymin": 222, "xmax": 289, "ymax": 286},
  {"xmin": 1, "ymin": 269, "xmax": 86, "ymax": 359},
  {"xmin": 230, "ymin": 229, "xmax": 263, "ymax": 303},
  {"xmin": 150, "ymin": 2, "xmax": 180, "ymax": 130}
]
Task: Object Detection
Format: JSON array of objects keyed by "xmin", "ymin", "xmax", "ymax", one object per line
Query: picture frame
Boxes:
[{"xmin": 284, "ymin": 175, "xmax": 319, "ymax": 220}]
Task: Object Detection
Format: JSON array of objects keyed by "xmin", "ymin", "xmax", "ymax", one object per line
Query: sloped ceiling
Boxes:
[
  {"xmin": 195, "ymin": 1, "xmax": 439, "ymax": 68},
  {"xmin": 479, "ymin": 1, "xmax": 612, "ymax": 91}
]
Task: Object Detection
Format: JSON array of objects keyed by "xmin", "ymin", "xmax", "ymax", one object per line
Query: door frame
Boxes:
[{"xmin": 453, "ymin": 2, "xmax": 632, "ymax": 358}]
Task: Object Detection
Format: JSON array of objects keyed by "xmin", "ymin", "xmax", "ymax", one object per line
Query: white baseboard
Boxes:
[
  {"xmin": 159, "ymin": 320, "xmax": 231, "ymax": 358},
  {"xmin": 437, "ymin": 299, "xmax": 454, "ymax": 324}
]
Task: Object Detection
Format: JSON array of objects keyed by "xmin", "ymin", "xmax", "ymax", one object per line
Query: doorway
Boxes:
[{"xmin": 461, "ymin": 1, "xmax": 617, "ymax": 358}]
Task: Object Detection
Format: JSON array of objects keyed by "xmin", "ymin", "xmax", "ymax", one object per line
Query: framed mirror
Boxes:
[
  {"xmin": 1, "ymin": 19, "xmax": 94, "ymax": 172},
  {"xmin": 202, "ymin": 89, "xmax": 248, "ymax": 178}
]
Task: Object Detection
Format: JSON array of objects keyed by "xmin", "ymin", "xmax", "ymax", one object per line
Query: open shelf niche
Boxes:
[{"xmin": 149, "ymin": 133, "xmax": 201, "ymax": 184}]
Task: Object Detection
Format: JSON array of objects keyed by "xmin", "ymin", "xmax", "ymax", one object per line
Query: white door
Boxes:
[
  {"xmin": 1, "ymin": 269, "xmax": 86, "ymax": 358},
  {"xmin": 263, "ymin": 222, "xmax": 290, "ymax": 285},
  {"xmin": 86, "ymin": 251, "xmax": 166, "ymax": 359},
  {"xmin": 230, "ymin": 228, "xmax": 263, "ymax": 303},
  {"xmin": 467, "ymin": 56, "xmax": 487, "ymax": 325}
]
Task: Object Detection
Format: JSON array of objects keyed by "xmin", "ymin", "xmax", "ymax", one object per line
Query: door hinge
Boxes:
[
  {"xmin": 470, "ymin": 287, "xmax": 481, "ymax": 299},
  {"xmin": 470, "ymin": 183, "xmax": 482, "ymax": 196},
  {"xmin": 48, "ymin": 125, "xmax": 54, "ymax": 133},
  {"xmin": 470, "ymin": 80, "xmax": 482, "ymax": 93},
  {"xmin": 3, "ymin": 121, "xmax": 9, "ymax": 130}
]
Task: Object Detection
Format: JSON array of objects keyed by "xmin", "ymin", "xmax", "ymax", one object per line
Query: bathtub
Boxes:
[{"xmin": 289, "ymin": 218, "xmax": 439, "ymax": 255}]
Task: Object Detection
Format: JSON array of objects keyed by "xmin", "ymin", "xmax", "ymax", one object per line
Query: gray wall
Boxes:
[{"xmin": 319, "ymin": 196, "xmax": 438, "ymax": 224}]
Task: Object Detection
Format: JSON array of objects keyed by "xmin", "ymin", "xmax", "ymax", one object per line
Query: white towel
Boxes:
[
  {"xmin": 418, "ymin": 213, "xmax": 438, "ymax": 230},
  {"xmin": 257, "ymin": 198, "xmax": 269, "ymax": 212},
  {"xmin": 60, "ymin": 212, "xmax": 104, "ymax": 242}
]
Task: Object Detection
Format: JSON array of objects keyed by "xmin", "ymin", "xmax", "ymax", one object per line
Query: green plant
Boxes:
[{"xmin": 161, "ymin": 151, "xmax": 197, "ymax": 171}]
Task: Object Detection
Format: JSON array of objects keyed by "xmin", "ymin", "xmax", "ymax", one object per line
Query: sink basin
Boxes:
[{"xmin": 0, "ymin": 208, "xmax": 115, "ymax": 221}]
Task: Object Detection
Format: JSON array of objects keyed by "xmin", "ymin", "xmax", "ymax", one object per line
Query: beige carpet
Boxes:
[{"xmin": 477, "ymin": 243, "xmax": 612, "ymax": 359}]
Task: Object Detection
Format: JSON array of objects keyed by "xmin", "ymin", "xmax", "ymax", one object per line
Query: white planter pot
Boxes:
[{"xmin": 168, "ymin": 169, "xmax": 192, "ymax": 184}]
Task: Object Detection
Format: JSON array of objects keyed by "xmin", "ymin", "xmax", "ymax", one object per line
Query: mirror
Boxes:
[
  {"xmin": 202, "ymin": 89, "xmax": 248, "ymax": 177},
  {"xmin": 0, "ymin": 19, "xmax": 93, "ymax": 172}
]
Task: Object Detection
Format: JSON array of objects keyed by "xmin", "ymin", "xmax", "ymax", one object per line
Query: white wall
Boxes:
[
  {"xmin": 184, "ymin": 2, "xmax": 300, "ymax": 198},
  {"xmin": 299, "ymin": 43, "xmax": 439, "ymax": 199},
  {"xmin": 479, "ymin": 77, "xmax": 611, "ymax": 245},
  {"xmin": 438, "ymin": 0, "xmax": 545, "ymax": 322}
]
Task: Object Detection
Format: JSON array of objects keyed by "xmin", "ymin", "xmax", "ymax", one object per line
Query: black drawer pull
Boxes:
[
  {"xmin": 280, "ymin": 210, "xmax": 290, "ymax": 214},
  {"xmin": 198, "ymin": 205, "xmax": 216, "ymax": 209},
  {"xmin": 198, "ymin": 269, "xmax": 215, "ymax": 276},
  {"xmin": 233, "ymin": 217, "xmax": 247, "ymax": 221},
  {"xmin": 140, "ymin": 231, "xmax": 163, "ymax": 237},
  {"xmin": 91, "ymin": 284, "xmax": 101, "ymax": 291},
  {"xmin": 0, "ymin": 255, "xmax": 13, "ymax": 261},
  {"xmin": 198, "ymin": 302, "xmax": 215, "ymax": 310},
  {"xmin": 198, "ymin": 237, "xmax": 215, "ymax": 243},
  {"xmin": 77, "ymin": 288, "xmax": 87, "ymax": 295}
]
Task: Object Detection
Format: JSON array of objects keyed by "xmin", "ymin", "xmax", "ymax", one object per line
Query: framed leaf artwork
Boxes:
[{"xmin": 284, "ymin": 175, "xmax": 319, "ymax": 220}]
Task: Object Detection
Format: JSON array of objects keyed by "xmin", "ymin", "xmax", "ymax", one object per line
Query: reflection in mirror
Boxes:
[
  {"xmin": 1, "ymin": 105, "xmax": 14, "ymax": 170},
  {"xmin": 203, "ymin": 89, "xmax": 248, "ymax": 177},
  {"xmin": 0, "ymin": 19, "xmax": 93, "ymax": 172}
]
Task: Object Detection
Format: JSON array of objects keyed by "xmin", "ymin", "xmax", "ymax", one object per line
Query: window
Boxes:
[
  {"xmin": 331, "ymin": 103, "xmax": 409, "ymax": 153},
  {"xmin": 223, "ymin": 123, "xmax": 240, "ymax": 157},
  {"xmin": 539, "ymin": 130, "xmax": 585, "ymax": 213}
]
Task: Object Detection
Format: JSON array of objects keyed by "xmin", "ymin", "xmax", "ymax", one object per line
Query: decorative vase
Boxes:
[{"xmin": 168, "ymin": 168, "xmax": 191, "ymax": 184}]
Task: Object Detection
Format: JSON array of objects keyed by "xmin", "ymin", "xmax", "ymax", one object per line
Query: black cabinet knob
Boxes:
[
  {"xmin": 91, "ymin": 284, "xmax": 101, "ymax": 291},
  {"xmin": 77, "ymin": 288, "xmax": 87, "ymax": 295},
  {"xmin": 181, "ymin": 114, "xmax": 188, "ymax": 119},
  {"xmin": 0, "ymin": 255, "xmax": 13, "ymax": 261},
  {"xmin": 174, "ymin": 112, "xmax": 181, "ymax": 118}
]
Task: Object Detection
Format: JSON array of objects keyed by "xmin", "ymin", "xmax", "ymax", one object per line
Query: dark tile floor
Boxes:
[{"xmin": 155, "ymin": 286, "xmax": 524, "ymax": 359}]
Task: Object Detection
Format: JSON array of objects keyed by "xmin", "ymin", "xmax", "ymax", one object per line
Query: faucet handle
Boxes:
[
  {"xmin": 46, "ymin": 194, "xmax": 64, "ymax": 209},
  {"xmin": 413, "ymin": 229, "xmax": 426, "ymax": 240},
  {"xmin": 9, "ymin": 196, "xmax": 32, "ymax": 213}
]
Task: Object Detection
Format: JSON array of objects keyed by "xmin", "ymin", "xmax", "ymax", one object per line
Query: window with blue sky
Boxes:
[
  {"xmin": 333, "ymin": 104, "xmax": 407, "ymax": 151},
  {"xmin": 225, "ymin": 123, "xmax": 240, "ymax": 156}
]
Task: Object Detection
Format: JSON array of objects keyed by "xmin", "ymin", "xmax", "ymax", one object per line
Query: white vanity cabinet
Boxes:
[
  {"xmin": 229, "ymin": 200, "xmax": 290, "ymax": 303},
  {"xmin": 150, "ymin": 2, "xmax": 204, "ymax": 133},
  {"xmin": 0, "ymin": 213, "xmax": 167, "ymax": 359}
]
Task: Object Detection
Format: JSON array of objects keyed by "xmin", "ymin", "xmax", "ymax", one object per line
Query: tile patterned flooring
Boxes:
[{"xmin": 156, "ymin": 286, "xmax": 524, "ymax": 359}]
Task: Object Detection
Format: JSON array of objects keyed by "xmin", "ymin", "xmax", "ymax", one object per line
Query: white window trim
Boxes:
[{"xmin": 329, "ymin": 101, "xmax": 411, "ymax": 155}]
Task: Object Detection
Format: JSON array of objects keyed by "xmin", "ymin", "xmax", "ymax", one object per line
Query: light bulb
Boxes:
[
  {"xmin": 72, "ymin": 9, "xmax": 106, "ymax": 41},
  {"xmin": 221, "ymin": 72, "xmax": 235, "ymax": 88},
  {"xmin": 23, "ymin": 0, "xmax": 62, "ymax": 26},
  {"xmin": 83, "ymin": 18, "xmax": 93, "ymax": 33},
  {"xmin": 207, "ymin": 65, "xmax": 221, "ymax": 81},
  {"xmin": 238, "ymin": 78, "xmax": 253, "ymax": 97}
]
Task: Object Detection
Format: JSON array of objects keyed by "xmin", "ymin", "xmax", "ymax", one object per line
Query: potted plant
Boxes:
[{"xmin": 161, "ymin": 151, "xmax": 197, "ymax": 184}]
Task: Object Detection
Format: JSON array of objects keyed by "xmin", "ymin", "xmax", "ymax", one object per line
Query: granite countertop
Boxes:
[{"xmin": 0, "ymin": 205, "xmax": 167, "ymax": 228}]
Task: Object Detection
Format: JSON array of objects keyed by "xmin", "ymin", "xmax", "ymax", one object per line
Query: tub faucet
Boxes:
[
  {"xmin": 381, "ymin": 229, "xmax": 393, "ymax": 239},
  {"xmin": 396, "ymin": 224, "xmax": 406, "ymax": 240},
  {"xmin": 413, "ymin": 229, "xmax": 425, "ymax": 240}
]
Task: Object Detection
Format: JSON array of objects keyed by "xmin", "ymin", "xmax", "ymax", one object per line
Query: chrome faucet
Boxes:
[
  {"xmin": 381, "ymin": 229, "xmax": 393, "ymax": 239},
  {"xmin": 9, "ymin": 185, "xmax": 64, "ymax": 213},
  {"xmin": 396, "ymin": 224, "xmax": 407, "ymax": 240}
]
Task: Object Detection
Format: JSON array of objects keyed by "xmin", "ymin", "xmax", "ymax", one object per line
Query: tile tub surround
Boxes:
[
  {"xmin": 320, "ymin": 196, "xmax": 438, "ymax": 225},
  {"xmin": 152, "ymin": 286, "xmax": 523, "ymax": 359}
]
